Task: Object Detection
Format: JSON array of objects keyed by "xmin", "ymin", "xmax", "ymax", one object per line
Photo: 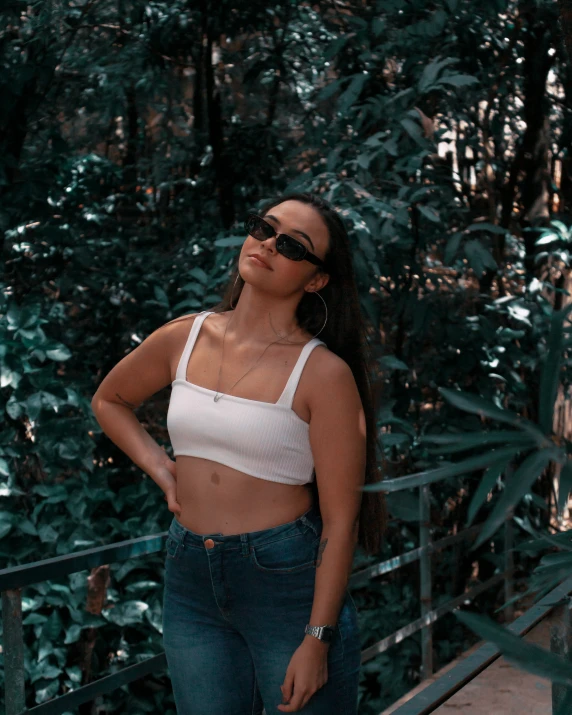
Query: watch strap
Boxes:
[{"xmin": 305, "ymin": 624, "xmax": 335, "ymax": 643}]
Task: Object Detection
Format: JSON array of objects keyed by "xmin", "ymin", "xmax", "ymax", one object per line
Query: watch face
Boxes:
[{"xmin": 322, "ymin": 627, "xmax": 334, "ymax": 643}]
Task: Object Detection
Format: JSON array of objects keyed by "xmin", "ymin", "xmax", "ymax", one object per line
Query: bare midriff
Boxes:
[
  {"xmin": 170, "ymin": 311, "xmax": 320, "ymax": 536},
  {"xmin": 174, "ymin": 458, "xmax": 314, "ymax": 535}
]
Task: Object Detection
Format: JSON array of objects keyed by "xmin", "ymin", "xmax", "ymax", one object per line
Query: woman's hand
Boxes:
[
  {"xmin": 155, "ymin": 460, "xmax": 182, "ymax": 517},
  {"xmin": 278, "ymin": 638, "xmax": 329, "ymax": 711}
]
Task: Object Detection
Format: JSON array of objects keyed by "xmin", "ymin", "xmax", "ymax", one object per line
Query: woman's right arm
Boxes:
[{"xmin": 90, "ymin": 316, "xmax": 196, "ymax": 515}]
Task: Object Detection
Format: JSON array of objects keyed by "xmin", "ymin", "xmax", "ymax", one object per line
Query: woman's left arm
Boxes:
[
  {"xmin": 278, "ymin": 355, "xmax": 367, "ymax": 711},
  {"xmin": 304, "ymin": 354, "xmax": 367, "ymax": 651}
]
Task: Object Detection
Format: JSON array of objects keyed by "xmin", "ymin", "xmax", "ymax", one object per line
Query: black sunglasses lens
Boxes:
[
  {"xmin": 246, "ymin": 215, "xmax": 274, "ymax": 240},
  {"xmin": 277, "ymin": 234, "xmax": 305, "ymax": 260},
  {"xmin": 245, "ymin": 215, "xmax": 306, "ymax": 261}
]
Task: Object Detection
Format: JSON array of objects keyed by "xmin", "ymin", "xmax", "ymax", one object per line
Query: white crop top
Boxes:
[{"xmin": 166, "ymin": 311, "xmax": 327, "ymax": 485}]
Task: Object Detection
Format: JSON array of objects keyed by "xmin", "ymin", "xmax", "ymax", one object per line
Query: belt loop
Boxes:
[
  {"xmin": 298, "ymin": 513, "xmax": 319, "ymax": 538},
  {"xmin": 241, "ymin": 533, "xmax": 250, "ymax": 557}
]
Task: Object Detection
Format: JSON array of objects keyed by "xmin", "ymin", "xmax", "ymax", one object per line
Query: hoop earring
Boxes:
[
  {"xmin": 230, "ymin": 273, "xmax": 240, "ymax": 310},
  {"xmin": 229, "ymin": 272, "xmax": 328, "ymax": 339},
  {"xmin": 306, "ymin": 290, "xmax": 328, "ymax": 339}
]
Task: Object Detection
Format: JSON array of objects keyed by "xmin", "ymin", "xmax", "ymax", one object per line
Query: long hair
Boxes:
[{"xmin": 212, "ymin": 192, "xmax": 387, "ymax": 555}]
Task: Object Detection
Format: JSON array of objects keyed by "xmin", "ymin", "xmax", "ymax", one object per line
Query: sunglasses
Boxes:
[{"xmin": 244, "ymin": 213, "xmax": 325, "ymax": 267}]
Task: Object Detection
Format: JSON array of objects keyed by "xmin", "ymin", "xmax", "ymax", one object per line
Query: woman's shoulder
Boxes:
[
  {"xmin": 305, "ymin": 342, "xmax": 352, "ymax": 388},
  {"xmin": 162, "ymin": 310, "xmax": 228, "ymax": 361},
  {"xmin": 163, "ymin": 311, "xmax": 202, "ymax": 332}
]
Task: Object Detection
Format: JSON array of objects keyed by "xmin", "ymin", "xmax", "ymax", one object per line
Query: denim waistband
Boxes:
[{"xmin": 168, "ymin": 500, "xmax": 322, "ymax": 549}]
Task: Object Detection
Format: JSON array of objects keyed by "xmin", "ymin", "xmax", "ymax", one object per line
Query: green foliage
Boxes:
[{"xmin": 2, "ymin": 0, "xmax": 572, "ymax": 711}]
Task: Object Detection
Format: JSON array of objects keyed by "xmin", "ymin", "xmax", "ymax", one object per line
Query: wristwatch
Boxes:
[{"xmin": 305, "ymin": 624, "xmax": 335, "ymax": 644}]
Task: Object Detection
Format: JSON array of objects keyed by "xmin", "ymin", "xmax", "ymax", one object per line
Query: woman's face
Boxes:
[{"xmin": 240, "ymin": 200, "xmax": 330, "ymax": 293}]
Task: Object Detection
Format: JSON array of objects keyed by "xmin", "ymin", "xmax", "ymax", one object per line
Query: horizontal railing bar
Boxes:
[
  {"xmin": 20, "ymin": 653, "xmax": 167, "ymax": 715},
  {"xmin": 350, "ymin": 545, "xmax": 423, "ymax": 589},
  {"xmin": 361, "ymin": 572, "xmax": 505, "ymax": 663},
  {"xmin": 350, "ymin": 523, "xmax": 483, "ymax": 588},
  {"xmin": 386, "ymin": 573, "xmax": 572, "ymax": 715},
  {"xmin": 0, "ymin": 533, "xmax": 168, "ymax": 592},
  {"xmin": 2, "ymin": 521, "xmax": 484, "ymax": 593}
]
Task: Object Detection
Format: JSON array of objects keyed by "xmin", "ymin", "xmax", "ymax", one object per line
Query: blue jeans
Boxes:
[{"xmin": 162, "ymin": 502, "xmax": 361, "ymax": 714}]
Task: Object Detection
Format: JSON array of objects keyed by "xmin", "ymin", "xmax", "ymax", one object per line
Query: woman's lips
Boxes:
[{"xmin": 249, "ymin": 256, "xmax": 271, "ymax": 269}]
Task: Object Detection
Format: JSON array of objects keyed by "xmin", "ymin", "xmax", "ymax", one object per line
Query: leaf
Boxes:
[
  {"xmin": 417, "ymin": 205, "xmax": 441, "ymax": 223},
  {"xmin": 466, "ymin": 456, "xmax": 512, "ymax": 526},
  {"xmin": 337, "ymin": 73, "xmax": 368, "ymax": 115},
  {"xmin": 400, "ymin": 117, "xmax": 428, "ymax": 147},
  {"xmin": 465, "ymin": 239, "xmax": 498, "ymax": 276},
  {"xmin": 383, "ymin": 137, "xmax": 399, "ymax": 157},
  {"xmin": 438, "ymin": 388, "xmax": 547, "ymax": 444},
  {"xmin": 153, "ymin": 285, "xmax": 169, "ymax": 307},
  {"xmin": 515, "ymin": 524, "xmax": 572, "ymax": 554},
  {"xmin": 379, "ymin": 355, "xmax": 408, "ymax": 371},
  {"xmin": 188, "ymin": 266, "xmax": 209, "ymax": 284},
  {"xmin": 372, "ymin": 18, "xmax": 385, "ymax": 37},
  {"xmin": 38, "ymin": 524, "xmax": 59, "ymax": 543},
  {"xmin": 19, "ymin": 303, "xmax": 42, "ymax": 329},
  {"xmin": 550, "ymin": 220, "xmax": 570, "ymax": 237},
  {"xmin": 363, "ymin": 132, "xmax": 385, "ymax": 148},
  {"xmin": 363, "ymin": 444, "xmax": 523, "ymax": 493},
  {"xmin": 436, "ymin": 74, "xmax": 480, "ymax": 88},
  {"xmin": 535, "ymin": 233, "xmax": 560, "ymax": 246},
  {"xmin": 41, "ymin": 610, "xmax": 63, "ymax": 640},
  {"xmin": 316, "ymin": 78, "xmax": 343, "ymax": 101},
  {"xmin": 323, "ymin": 34, "xmax": 353, "ymax": 62},
  {"xmin": 103, "ymin": 600, "xmax": 149, "ymax": 626},
  {"xmin": 444, "ymin": 231, "xmax": 463, "ymax": 264},
  {"xmin": 472, "ymin": 448, "xmax": 556, "ymax": 550},
  {"xmin": 455, "ymin": 610, "xmax": 572, "ymax": 686},
  {"xmin": 0, "ymin": 457, "xmax": 10, "ymax": 477},
  {"xmin": 45, "ymin": 344, "xmax": 72, "ymax": 361},
  {"xmin": 386, "ymin": 490, "xmax": 420, "ymax": 521},
  {"xmin": 467, "ymin": 222, "xmax": 508, "ymax": 235},
  {"xmin": 418, "ymin": 56, "xmax": 460, "ymax": 93},
  {"xmin": 558, "ymin": 461, "xmax": 572, "ymax": 517},
  {"xmin": 214, "ymin": 235, "xmax": 245, "ymax": 247},
  {"xmin": 35, "ymin": 679, "xmax": 60, "ymax": 704},
  {"xmin": 421, "ymin": 431, "xmax": 532, "ymax": 455}
]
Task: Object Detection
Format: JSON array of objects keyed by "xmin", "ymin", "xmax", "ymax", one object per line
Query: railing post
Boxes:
[
  {"xmin": 2, "ymin": 588, "xmax": 26, "ymax": 715},
  {"xmin": 551, "ymin": 596, "xmax": 572, "ymax": 715},
  {"xmin": 504, "ymin": 506, "xmax": 515, "ymax": 623},
  {"xmin": 419, "ymin": 483, "xmax": 433, "ymax": 679}
]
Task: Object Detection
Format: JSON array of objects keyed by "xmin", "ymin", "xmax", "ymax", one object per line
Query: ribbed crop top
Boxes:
[{"xmin": 166, "ymin": 311, "xmax": 327, "ymax": 485}]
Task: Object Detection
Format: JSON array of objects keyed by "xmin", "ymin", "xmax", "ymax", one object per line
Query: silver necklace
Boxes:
[{"xmin": 213, "ymin": 311, "xmax": 301, "ymax": 402}]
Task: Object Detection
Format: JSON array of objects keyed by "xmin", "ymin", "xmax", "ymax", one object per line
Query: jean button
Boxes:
[{"xmin": 204, "ymin": 538, "xmax": 215, "ymax": 549}]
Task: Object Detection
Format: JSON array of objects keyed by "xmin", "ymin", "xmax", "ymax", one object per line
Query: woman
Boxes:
[{"xmin": 91, "ymin": 192, "xmax": 387, "ymax": 714}]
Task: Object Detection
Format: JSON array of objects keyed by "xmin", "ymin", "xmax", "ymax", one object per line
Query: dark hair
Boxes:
[{"xmin": 212, "ymin": 192, "xmax": 387, "ymax": 555}]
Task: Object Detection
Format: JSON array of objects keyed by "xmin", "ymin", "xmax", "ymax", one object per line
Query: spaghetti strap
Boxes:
[
  {"xmin": 275, "ymin": 338, "xmax": 326, "ymax": 408},
  {"xmin": 175, "ymin": 311, "xmax": 213, "ymax": 381}
]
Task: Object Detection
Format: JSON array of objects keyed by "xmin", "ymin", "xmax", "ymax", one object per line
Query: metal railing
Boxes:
[
  {"xmin": 388, "ymin": 574, "xmax": 572, "ymax": 715},
  {"xmin": 0, "ymin": 477, "xmax": 516, "ymax": 715},
  {"xmin": 352, "ymin": 477, "xmax": 514, "ymax": 673}
]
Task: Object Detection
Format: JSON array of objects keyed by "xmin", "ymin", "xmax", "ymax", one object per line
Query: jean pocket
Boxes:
[
  {"xmin": 165, "ymin": 534, "xmax": 182, "ymax": 561},
  {"xmin": 250, "ymin": 530, "xmax": 319, "ymax": 573}
]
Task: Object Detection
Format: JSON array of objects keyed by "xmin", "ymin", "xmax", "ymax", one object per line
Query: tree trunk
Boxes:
[
  {"xmin": 557, "ymin": 0, "xmax": 572, "ymax": 214},
  {"xmin": 204, "ymin": 20, "xmax": 234, "ymax": 228},
  {"xmin": 122, "ymin": 83, "xmax": 139, "ymax": 192},
  {"xmin": 557, "ymin": 0, "xmax": 572, "ymax": 60},
  {"xmin": 499, "ymin": 8, "xmax": 554, "ymax": 272}
]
